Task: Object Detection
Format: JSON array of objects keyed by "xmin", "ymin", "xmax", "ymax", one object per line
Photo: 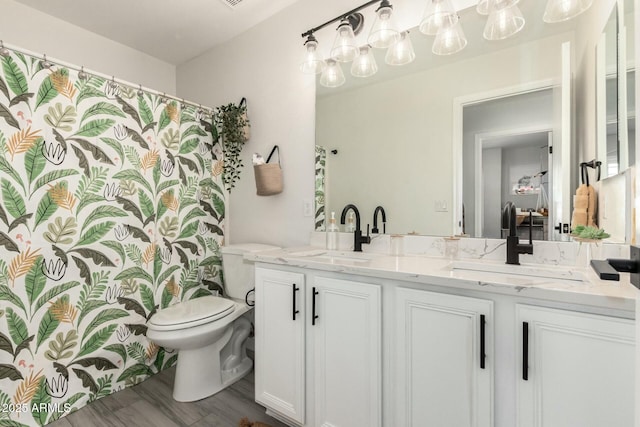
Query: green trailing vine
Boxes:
[{"xmin": 216, "ymin": 101, "xmax": 249, "ymax": 192}]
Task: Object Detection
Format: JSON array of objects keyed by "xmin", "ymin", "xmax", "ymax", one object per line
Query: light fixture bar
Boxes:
[{"xmin": 301, "ymin": 0, "xmax": 380, "ymax": 39}]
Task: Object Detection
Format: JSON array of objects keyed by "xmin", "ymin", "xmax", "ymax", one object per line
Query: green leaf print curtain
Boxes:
[{"xmin": 0, "ymin": 50, "xmax": 225, "ymax": 427}]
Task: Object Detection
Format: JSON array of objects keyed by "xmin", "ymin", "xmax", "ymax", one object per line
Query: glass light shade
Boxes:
[
  {"xmin": 367, "ymin": 5, "xmax": 400, "ymax": 49},
  {"xmin": 320, "ymin": 59, "xmax": 346, "ymax": 88},
  {"xmin": 299, "ymin": 39, "xmax": 326, "ymax": 74},
  {"xmin": 483, "ymin": 3, "xmax": 525, "ymax": 40},
  {"xmin": 351, "ymin": 46, "xmax": 378, "ymax": 77},
  {"xmin": 419, "ymin": 0, "xmax": 458, "ymax": 36},
  {"xmin": 385, "ymin": 32, "xmax": 415, "ymax": 66},
  {"xmin": 543, "ymin": 0, "xmax": 594, "ymax": 23},
  {"xmin": 330, "ymin": 21, "xmax": 359, "ymax": 62},
  {"xmin": 432, "ymin": 19, "xmax": 467, "ymax": 55},
  {"xmin": 476, "ymin": 0, "xmax": 520, "ymax": 15}
]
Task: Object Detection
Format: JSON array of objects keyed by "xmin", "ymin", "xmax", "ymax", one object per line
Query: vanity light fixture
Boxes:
[
  {"xmin": 303, "ymin": 0, "xmax": 592, "ymax": 88},
  {"xmin": 386, "ymin": 31, "xmax": 416, "ymax": 65},
  {"xmin": 483, "ymin": 2, "xmax": 525, "ymax": 40},
  {"xmin": 351, "ymin": 45, "xmax": 378, "ymax": 77},
  {"xmin": 543, "ymin": 0, "xmax": 594, "ymax": 23}
]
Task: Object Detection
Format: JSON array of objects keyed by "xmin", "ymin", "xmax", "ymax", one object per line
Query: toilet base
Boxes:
[{"xmin": 171, "ymin": 322, "xmax": 253, "ymax": 402}]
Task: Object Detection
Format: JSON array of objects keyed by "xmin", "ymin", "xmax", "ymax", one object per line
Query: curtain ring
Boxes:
[{"xmin": 78, "ymin": 66, "xmax": 88, "ymax": 80}]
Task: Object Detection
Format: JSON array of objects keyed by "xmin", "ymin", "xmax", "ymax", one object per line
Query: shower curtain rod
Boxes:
[{"xmin": 0, "ymin": 40, "xmax": 217, "ymax": 116}]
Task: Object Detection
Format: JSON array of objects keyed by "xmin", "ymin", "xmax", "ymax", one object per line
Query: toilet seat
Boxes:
[{"xmin": 148, "ymin": 296, "xmax": 236, "ymax": 331}]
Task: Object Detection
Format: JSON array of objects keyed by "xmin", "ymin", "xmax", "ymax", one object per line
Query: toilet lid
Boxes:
[{"xmin": 148, "ymin": 296, "xmax": 235, "ymax": 328}]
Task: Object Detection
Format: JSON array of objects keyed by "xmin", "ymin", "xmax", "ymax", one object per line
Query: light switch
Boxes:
[{"xmin": 303, "ymin": 199, "xmax": 313, "ymax": 217}]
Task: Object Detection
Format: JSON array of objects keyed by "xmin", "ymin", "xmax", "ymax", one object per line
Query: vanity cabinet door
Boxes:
[
  {"xmin": 312, "ymin": 277, "xmax": 381, "ymax": 427},
  {"xmin": 254, "ymin": 267, "xmax": 306, "ymax": 424},
  {"xmin": 395, "ymin": 288, "xmax": 493, "ymax": 427},
  {"xmin": 516, "ymin": 305, "xmax": 634, "ymax": 427}
]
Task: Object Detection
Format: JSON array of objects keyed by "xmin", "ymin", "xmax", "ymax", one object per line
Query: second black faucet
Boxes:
[{"xmin": 340, "ymin": 204, "xmax": 370, "ymax": 252}]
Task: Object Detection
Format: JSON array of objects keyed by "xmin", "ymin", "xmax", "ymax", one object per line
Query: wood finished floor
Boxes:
[{"xmin": 46, "ymin": 367, "xmax": 288, "ymax": 427}]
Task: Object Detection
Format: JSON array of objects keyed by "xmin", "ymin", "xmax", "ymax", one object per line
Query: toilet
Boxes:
[{"xmin": 146, "ymin": 243, "xmax": 278, "ymax": 402}]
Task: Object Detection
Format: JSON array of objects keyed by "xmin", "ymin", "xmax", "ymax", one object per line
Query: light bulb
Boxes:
[
  {"xmin": 300, "ymin": 35, "xmax": 326, "ymax": 74},
  {"xmin": 331, "ymin": 21, "xmax": 359, "ymax": 62},
  {"xmin": 419, "ymin": 0, "xmax": 458, "ymax": 36},
  {"xmin": 351, "ymin": 46, "xmax": 378, "ymax": 77},
  {"xmin": 433, "ymin": 19, "xmax": 467, "ymax": 55},
  {"xmin": 385, "ymin": 32, "xmax": 415, "ymax": 66},
  {"xmin": 320, "ymin": 59, "xmax": 346, "ymax": 88},
  {"xmin": 367, "ymin": 3, "xmax": 400, "ymax": 49},
  {"xmin": 543, "ymin": 0, "xmax": 594, "ymax": 23}
]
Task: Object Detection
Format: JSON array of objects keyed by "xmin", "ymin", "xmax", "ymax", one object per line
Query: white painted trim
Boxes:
[
  {"xmin": 619, "ymin": 25, "xmax": 630, "ymax": 172},
  {"xmin": 597, "ymin": 31, "xmax": 609, "ymax": 176},
  {"xmin": 474, "ymin": 135, "xmax": 483, "ymax": 237},
  {"xmin": 560, "ymin": 42, "xmax": 572, "ymax": 227}
]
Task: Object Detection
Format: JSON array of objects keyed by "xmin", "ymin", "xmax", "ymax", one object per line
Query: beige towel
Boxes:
[{"xmin": 571, "ymin": 184, "xmax": 597, "ymax": 228}]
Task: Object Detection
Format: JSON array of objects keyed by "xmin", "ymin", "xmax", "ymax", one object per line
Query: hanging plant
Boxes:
[{"xmin": 215, "ymin": 101, "xmax": 249, "ymax": 191}]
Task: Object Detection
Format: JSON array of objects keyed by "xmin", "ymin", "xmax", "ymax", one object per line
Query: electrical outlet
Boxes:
[{"xmin": 303, "ymin": 199, "xmax": 313, "ymax": 217}]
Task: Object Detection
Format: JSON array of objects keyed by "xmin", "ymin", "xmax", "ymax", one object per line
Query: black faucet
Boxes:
[
  {"xmin": 372, "ymin": 206, "xmax": 386, "ymax": 234},
  {"xmin": 340, "ymin": 204, "xmax": 370, "ymax": 252},
  {"xmin": 502, "ymin": 202, "xmax": 533, "ymax": 265}
]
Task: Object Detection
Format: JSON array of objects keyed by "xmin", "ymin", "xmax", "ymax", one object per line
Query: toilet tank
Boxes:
[{"xmin": 220, "ymin": 243, "xmax": 280, "ymax": 300}]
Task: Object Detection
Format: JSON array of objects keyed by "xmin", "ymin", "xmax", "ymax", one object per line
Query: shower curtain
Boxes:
[{"xmin": 0, "ymin": 50, "xmax": 225, "ymax": 426}]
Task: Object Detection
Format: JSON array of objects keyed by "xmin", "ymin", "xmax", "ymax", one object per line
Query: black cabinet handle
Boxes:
[
  {"xmin": 292, "ymin": 284, "xmax": 299, "ymax": 321},
  {"xmin": 312, "ymin": 287, "xmax": 319, "ymax": 326},
  {"xmin": 522, "ymin": 321, "xmax": 529, "ymax": 381},
  {"xmin": 480, "ymin": 314, "xmax": 486, "ymax": 369}
]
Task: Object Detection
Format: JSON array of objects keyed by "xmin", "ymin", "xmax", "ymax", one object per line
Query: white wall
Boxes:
[
  {"xmin": 176, "ymin": 0, "xmax": 337, "ymax": 247},
  {"xmin": 0, "ymin": 0, "xmax": 176, "ymax": 93}
]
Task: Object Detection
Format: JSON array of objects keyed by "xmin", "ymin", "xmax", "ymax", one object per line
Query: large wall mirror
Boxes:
[{"xmin": 315, "ymin": 0, "xmax": 632, "ymax": 241}]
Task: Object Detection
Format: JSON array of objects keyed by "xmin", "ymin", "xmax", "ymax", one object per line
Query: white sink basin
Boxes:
[{"xmin": 451, "ymin": 260, "xmax": 587, "ymax": 282}]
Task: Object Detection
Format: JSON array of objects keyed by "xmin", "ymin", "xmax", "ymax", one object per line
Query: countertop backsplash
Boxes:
[{"xmin": 309, "ymin": 232, "xmax": 630, "ymax": 267}]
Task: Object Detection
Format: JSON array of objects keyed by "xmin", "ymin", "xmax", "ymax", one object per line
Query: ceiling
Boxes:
[{"xmin": 13, "ymin": 0, "xmax": 304, "ymax": 65}]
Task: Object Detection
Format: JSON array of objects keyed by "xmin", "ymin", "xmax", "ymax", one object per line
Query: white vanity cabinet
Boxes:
[
  {"xmin": 254, "ymin": 259, "xmax": 635, "ymax": 427},
  {"xmin": 254, "ymin": 267, "xmax": 382, "ymax": 427},
  {"xmin": 516, "ymin": 305, "xmax": 635, "ymax": 427},
  {"xmin": 394, "ymin": 287, "xmax": 494, "ymax": 427},
  {"xmin": 254, "ymin": 267, "xmax": 306, "ymax": 424},
  {"xmin": 312, "ymin": 276, "xmax": 381, "ymax": 427}
]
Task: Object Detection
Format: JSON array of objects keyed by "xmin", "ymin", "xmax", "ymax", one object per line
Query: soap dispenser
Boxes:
[
  {"xmin": 326, "ymin": 212, "xmax": 339, "ymax": 250},
  {"xmin": 345, "ymin": 212, "xmax": 356, "ymax": 233}
]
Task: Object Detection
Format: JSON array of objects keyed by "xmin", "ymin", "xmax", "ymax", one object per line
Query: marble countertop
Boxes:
[{"xmin": 246, "ymin": 246, "xmax": 637, "ymax": 313}]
